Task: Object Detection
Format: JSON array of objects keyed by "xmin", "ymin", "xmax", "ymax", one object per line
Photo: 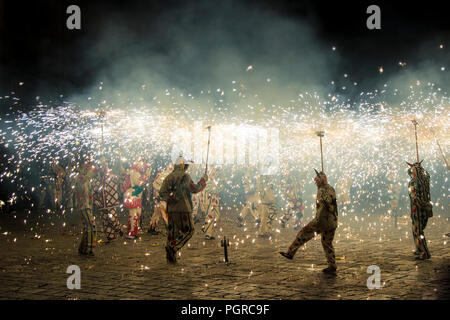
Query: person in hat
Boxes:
[
  {"xmin": 74, "ymin": 158, "xmax": 98, "ymax": 255},
  {"xmin": 279, "ymin": 170, "xmax": 338, "ymax": 274},
  {"xmin": 147, "ymin": 163, "xmax": 173, "ymax": 235},
  {"xmin": 159, "ymin": 154, "xmax": 208, "ymax": 263},
  {"xmin": 123, "ymin": 160, "xmax": 151, "ymax": 239},
  {"xmin": 406, "ymin": 160, "xmax": 432, "ymax": 260}
]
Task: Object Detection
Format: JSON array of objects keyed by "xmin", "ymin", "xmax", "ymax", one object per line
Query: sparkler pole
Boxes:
[
  {"xmin": 429, "ymin": 127, "xmax": 449, "ymax": 171},
  {"xmin": 205, "ymin": 125, "xmax": 212, "ymax": 174},
  {"xmin": 101, "ymin": 124, "xmax": 104, "ymax": 154},
  {"xmin": 412, "ymin": 119, "xmax": 419, "ymax": 162},
  {"xmin": 316, "ymin": 131, "xmax": 325, "ymax": 172},
  {"xmin": 97, "ymin": 110, "xmax": 107, "ymax": 155},
  {"xmin": 436, "ymin": 139, "xmax": 450, "ymax": 171}
]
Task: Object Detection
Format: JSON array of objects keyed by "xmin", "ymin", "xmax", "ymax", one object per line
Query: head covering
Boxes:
[
  {"xmin": 314, "ymin": 169, "xmax": 327, "ymax": 186},
  {"xmin": 174, "ymin": 153, "xmax": 193, "ymax": 171},
  {"xmin": 406, "ymin": 160, "xmax": 423, "ymax": 179},
  {"xmin": 314, "ymin": 169, "xmax": 326, "ymax": 179}
]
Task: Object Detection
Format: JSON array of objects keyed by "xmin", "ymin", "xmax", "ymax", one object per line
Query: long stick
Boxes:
[
  {"xmin": 205, "ymin": 126, "xmax": 212, "ymax": 174},
  {"xmin": 101, "ymin": 124, "xmax": 104, "ymax": 154},
  {"xmin": 412, "ymin": 119, "xmax": 419, "ymax": 162},
  {"xmin": 316, "ymin": 131, "xmax": 325, "ymax": 172},
  {"xmin": 320, "ymin": 136, "xmax": 324, "ymax": 172},
  {"xmin": 428, "ymin": 127, "xmax": 449, "ymax": 171},
  {"xmin": 436, "ymin": 139, "xmax": 450, "ymax": 170}
]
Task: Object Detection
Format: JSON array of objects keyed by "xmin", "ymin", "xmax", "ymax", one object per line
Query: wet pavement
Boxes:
[{"xmin": 0, "ymin": 209, "xmax": 449, "ymax": 300}]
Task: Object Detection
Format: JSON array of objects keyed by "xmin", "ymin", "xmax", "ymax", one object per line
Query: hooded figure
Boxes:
[
  {"xmin": 159, "ymin": 155, "xmax": 208, "ymax": 263},
  {"xmin": 407, "ymin": 161, "xmax": 432, "ymax": 260},
  {"xmin": 280, "ymin": 170, "xmax": 338, "ymax": 274},
  {"xmin": 123, "ymin": 160, "xmax": 151, "ymax": 239}
]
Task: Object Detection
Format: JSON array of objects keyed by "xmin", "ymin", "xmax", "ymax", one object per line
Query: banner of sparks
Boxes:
[{"xmin": 0, "ymin": 77, "xmax": 449, "ymax": 216}]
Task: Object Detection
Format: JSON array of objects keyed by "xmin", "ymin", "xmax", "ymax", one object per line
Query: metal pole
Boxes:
[
  {"xmin": 316, "ymin": 131, "xmax": 325, "ymax": 172},
  {"xmin": 412, "ymin": 119, "xmax": 419, "ymax": 162},
  {"xmin": 205, "ymin": 126, "xmax": 212, "ymax": 174},
  {"xmin": 320, "ymin": 136, "xmax": 324, "ymax": 172},
  {"xmin": 436, "ymin": 139, "xmax": 450, "ymax": 170}
]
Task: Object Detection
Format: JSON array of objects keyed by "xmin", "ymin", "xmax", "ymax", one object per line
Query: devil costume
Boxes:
[
  {"xmin": 159, "ymin": 155, "xmax": 207, "ymax": 263},
  {"xmin": 280, "ymin": 171, "xmax": 338, "ymax": 273},
  {"xmin": 407, "ymin": 161, "xmax": 432, "ymax": 260}
]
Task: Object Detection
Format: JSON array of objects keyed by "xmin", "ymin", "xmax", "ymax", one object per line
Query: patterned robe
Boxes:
[
  {"xmin": 408, "ymin": 163, "xmax": 432, "ymax": 259},
  {"xmin": 159, "ymin": 165, "xmax": 206, "ymax": 256}
]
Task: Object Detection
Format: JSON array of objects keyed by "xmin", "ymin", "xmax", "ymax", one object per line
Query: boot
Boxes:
[
  {"xmin": 322, "ymin": 267, "xmax": 337, "ymax": 274},
  {"xmin": 279, "ymin": 251, "xmax": 293, "ymax": 260}
]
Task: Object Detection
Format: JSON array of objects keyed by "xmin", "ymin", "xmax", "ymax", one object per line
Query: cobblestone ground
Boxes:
[{"xmin": 0, "ymin": 209, "xmax": 449, "ymax": 300}]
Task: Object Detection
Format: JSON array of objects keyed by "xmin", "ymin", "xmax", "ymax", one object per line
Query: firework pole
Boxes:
[
  {"xmin": 205, "ymin": 125, "xmax": 212, "ymax": 174},
  {"xmin": 436, "ymin": 139, "xmax": 450, "ymax": 171},
  {"xmin": 97, "ymin": 110, "xmax": 107, "ymax": 155},
  {"xmin": 316, "ymin": 131, "xmax": 325, "ymax": 172},
  {"xmin": 428, "ymin": 127, "xmax": 449, "ymax": 171},
  {"xmin": 412, "ymin": 119, "xmax": 419, "ymax": 162}
]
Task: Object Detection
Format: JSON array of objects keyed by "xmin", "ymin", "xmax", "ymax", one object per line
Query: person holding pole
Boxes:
[
  {"xmin": 159, "ymin": 154, "xmax": 208, "ymax": 263},
  {"xmin": 279, "ymin": 131, "xmax": 339, "ymax": 274},
  {"xmin": 407, "ymin": 119, "xmax": 433, "ymax": 260}
]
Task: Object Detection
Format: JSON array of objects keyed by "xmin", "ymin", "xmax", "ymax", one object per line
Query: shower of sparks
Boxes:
[{"xmin": 0, "ymin": 72, "xmax": 449, "ymax": 245}]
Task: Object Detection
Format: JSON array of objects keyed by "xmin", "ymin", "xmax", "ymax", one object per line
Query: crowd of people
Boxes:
[{"xmin": 28, "ymin": 152, "xmax": 434, "ymax": 274}]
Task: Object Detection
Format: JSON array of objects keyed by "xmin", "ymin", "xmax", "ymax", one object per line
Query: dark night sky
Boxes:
[{"xmin": 0, "ymin": 0, "xmax": 449, "ymax": 107}]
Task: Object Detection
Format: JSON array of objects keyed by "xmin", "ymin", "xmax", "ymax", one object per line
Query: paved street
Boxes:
[{"xmin": 0, "ymin": 209, "xmax": 449, "ymax": 300}]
